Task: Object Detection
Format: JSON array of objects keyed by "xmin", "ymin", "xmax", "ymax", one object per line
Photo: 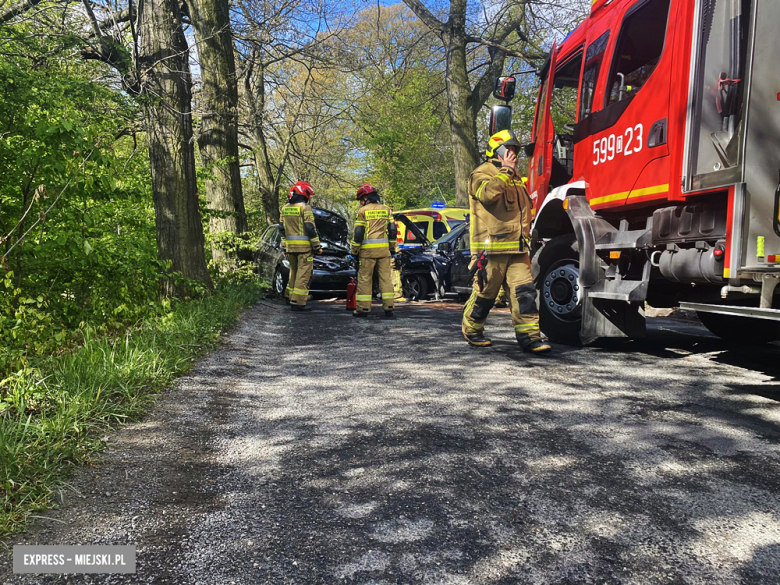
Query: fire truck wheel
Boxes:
[
  {"xmin": 696, "ymin": 311, "xmax": 780, "ymax": 344},
  {"xmin": 536, "ymin": 234, "xmax": 582, "ymax": 346}
]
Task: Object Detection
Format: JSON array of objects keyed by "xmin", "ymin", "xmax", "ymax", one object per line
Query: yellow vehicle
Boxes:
[{"xmin": 396, "ymin": 205, "xmax": 468, "ymax": 248}]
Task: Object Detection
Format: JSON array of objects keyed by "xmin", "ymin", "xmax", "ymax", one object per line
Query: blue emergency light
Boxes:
[{"xmin": 431, "ymin": 202, "xmax": 445, "ymax": 209}]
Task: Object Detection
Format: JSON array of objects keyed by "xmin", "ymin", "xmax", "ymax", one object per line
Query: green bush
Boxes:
[{"xmin": 0, "ymin": 280, "xmax": 264, "ymax": 535}]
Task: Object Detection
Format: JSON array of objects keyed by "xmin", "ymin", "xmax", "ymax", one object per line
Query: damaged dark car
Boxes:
[
  {"xmin": 393, "ymin": 213, "xmax": 450, "ymax": 301},
  {"xmin": 255, "ymin": 207, "xmax": 356, "ymax": 297},
  {"xmin": 430, "ymin": 221, "xmax": 474, "ymax": 299},
  {"xmin": 256, "ymin": 209, "xmax": 453, "ymax": 301}
]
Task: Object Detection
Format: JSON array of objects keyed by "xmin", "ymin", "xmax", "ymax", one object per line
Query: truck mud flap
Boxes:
[
  {"xmin": 564, "ymin": 196, "xmax": 647, "ymax": 343},
  {"xmin": 580, "ymin": 298, "xmax": 646, "ymax": 345}
]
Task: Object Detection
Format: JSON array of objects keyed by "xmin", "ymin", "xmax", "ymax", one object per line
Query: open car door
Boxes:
[{"xmin": 528, "ymin": 43, "xmax": 557, "ymax": 210}]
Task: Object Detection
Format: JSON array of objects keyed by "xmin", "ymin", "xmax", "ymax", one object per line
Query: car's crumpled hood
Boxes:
[
  {"xmin": 313, "ymin": 207, "xmax": 349, "ymax": 246},
  {"xmin": 308, "ymin": 207, "xmax": 353, "ymax": 271}
]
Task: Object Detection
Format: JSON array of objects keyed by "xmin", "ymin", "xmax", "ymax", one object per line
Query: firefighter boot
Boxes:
[
  {"xmin": 383, "ymin": 309, "xmax": 395, "ymax": 319},
  {"xmin": 516, "ymin": 333, "xmax": 551, "ymax": 353},
  {"xmin": 464, "ymin": 332, "xmax": 493, "ymax": 347},
  {"xmin": 291, "ymin": 303, "xmax": 312, "ymax": 312},
  {"xmin": 353, "ymin": 310, "xmax": 368, "ymax": 318}
]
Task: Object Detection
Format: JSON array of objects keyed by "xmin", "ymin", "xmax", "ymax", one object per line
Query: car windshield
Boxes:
[{"xmin": 446, "ymin": 219, "xmax": 465, "ymax": 229}]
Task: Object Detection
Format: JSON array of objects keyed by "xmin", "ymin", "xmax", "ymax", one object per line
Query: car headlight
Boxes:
[{"xmin": 282, "ymin": 259, "xmax": 290, "ymax": 268}]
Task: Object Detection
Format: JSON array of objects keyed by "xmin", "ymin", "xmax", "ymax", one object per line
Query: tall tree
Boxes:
[
  {"xmin": 189, "ymin": 0, "xmax": 248, "ymax": 270},
  {"xmin": 233, "ymin": 0, "xmax": 350, "ymax": 225},
  {"xmin": 138, "ymin": 0, "xmax": 212, "ymax": 292},
  {"xmin": 345, "ymin": 4, "xmax": 454, "ymax": 209},
  {"xmin": 401, "ymin": 0, "xmax": 541, "ymax": 206}
]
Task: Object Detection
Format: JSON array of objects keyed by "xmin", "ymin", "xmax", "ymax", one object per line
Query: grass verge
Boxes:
[{"xmin": 0, "ymin": 281, "xmax": 264, "ymax": 536}]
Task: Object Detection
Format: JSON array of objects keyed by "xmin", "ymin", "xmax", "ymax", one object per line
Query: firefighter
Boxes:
[
  {"xmin": 350, "ymin": 184, "xmax": 398, "ymax": 318},
  {"xmin": 461, "ymin": 130, "xmax": 551, "ymax": 353},
  {"xmin": 280, "ymin": 180, "xmax": 322, "ymax": 312}
]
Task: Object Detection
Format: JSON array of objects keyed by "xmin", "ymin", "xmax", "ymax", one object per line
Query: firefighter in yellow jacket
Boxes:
[
  {"xmin": 280, "ymin": 180, "xmax": 322, "ymax": 312},
  {"xmin": 462, "ymin": 130, "xmax": 551, "ymax": 353},
  {"xmin": 350, "ymin": 184, "xmax": 398, "ymax": 318}
]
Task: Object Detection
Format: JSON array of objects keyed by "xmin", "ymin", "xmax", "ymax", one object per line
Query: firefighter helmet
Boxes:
[
  {"xmin": 355, "ymin": 183, "xmax": 377, "ymax": 200},
  {"xmin": 486, "ymin": 129, "xmax": 521, "ymax": 158},
  {"xmin": 290, "ymin": 180, "xmax": 314, "ymax": 199}
]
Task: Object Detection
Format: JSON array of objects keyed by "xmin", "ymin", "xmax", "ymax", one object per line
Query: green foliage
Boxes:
[
  {"xmin": 359, "ymin": 68, "xmax": 456, "ymax": 210},
  {"xmin": 0, "ymin": 280, "xmax": 264, "ymax": 535},
  {"xmin": 0, "ymin": 34, "xmax": 171, "ymax": 376}
]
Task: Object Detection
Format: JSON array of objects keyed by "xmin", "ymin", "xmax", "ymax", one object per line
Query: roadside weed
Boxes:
[{"xmin": 0, "ymin": 281, "xmax": 264, "ymax": 535}]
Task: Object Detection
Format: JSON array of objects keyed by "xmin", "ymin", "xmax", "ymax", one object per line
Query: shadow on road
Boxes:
[
  {"xmin": 7, "ymin": 300, "xmax": 780, "ymax": 584},
  {"xmin": 180, "ymin": 302, "xmax": 780, "ymax": 583}
]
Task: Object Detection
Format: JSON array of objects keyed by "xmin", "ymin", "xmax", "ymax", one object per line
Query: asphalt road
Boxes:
[{"xmin": 2, "ymin": 299, "xmax": 780, "ymax": 584}]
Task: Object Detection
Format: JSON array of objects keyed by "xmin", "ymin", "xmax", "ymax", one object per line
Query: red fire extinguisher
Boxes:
[{"xmin": 346, "ymin": 277, "xmax": 357, "ymax": 311}]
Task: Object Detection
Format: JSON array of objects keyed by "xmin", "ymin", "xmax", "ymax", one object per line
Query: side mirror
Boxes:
[
  {"xmin": 523, "ymin": 142, "xmax": 536, "ymax": 157},
  {"xmin": 493, "ymin": 77, "xmax": 516, "ymax": 101},
  {"xmin": 489, "ymin": 104, "xmax": 513, "ymax": 135}
]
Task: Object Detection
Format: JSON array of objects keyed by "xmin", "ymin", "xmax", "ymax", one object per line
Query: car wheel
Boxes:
[
  {"xmin": 537, "ymin": 234, "xmax": 582, "ymax": 345},
  {"xmin": 403, "ymin": 274, "xmax": 429, "ymax": 301},
  {"xmin": 273, "ymin": 267, "xmax": 287, "ymax": 296}
]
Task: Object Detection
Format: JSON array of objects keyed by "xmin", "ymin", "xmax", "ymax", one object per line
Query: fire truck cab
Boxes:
[{"xmin": 518, "ymin": 0, "xmax": 780, "ymax": 344}]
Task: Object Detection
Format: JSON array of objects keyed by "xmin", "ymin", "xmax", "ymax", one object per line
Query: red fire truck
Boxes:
[{"xmin": 495, "ymin": 0, "xmax": 780, "ymax": 344}]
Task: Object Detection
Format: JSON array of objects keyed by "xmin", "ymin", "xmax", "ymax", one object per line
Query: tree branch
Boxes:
[
  {"xmin": 81, "ymin": 0, "xmax": 102, "ymax": 37},
  {"xmin": 0, "ymin": 0, "xmax": 46, "ymax": 24},
  {"xmin": 465, "ymin": 35, "xmax": 542, "ymax": 60},
  {"xmin": 401, "ymin": 0, "xmax": 443, "ymax": 34}
]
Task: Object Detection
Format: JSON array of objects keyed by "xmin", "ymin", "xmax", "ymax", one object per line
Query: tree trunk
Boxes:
[
  {"xmin": 189, "ymin": 0, "xmax": 247, "ymax": 270},
  {"xmin": 139, "ymin": 0, "xmax": 211, "ymax": 295},
  {"xmin": 243, "ymin": 60, "xmax": 281, "ymax": 225},
  {"xmin": 402, "ymin": 0, "xmax": 517, "ymax": 209},
  {"xmin": 444, "ymin": 28, "xmax": 480, "ymax": 208}
]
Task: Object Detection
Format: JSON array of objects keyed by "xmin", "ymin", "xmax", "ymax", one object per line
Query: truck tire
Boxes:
[
  {"xmin": 696, "ymin": 311, "xmax": 780, "ymax": 344},
  {"xmin": 536, "ymin": 234, "xmax": 582, "ymax": 345}
]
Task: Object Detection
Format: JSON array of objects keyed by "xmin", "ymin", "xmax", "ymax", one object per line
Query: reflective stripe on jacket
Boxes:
[
  {"xmin": 468, "ymin": 159, "xmax": 532, "ymax": 255},
  {"xmin": 351, "ymin": 203, "xmax": 396, "ymax": 259},
  {"xmin": 281, "ymin": 203, "xmax": 320, "ymax": 253}
]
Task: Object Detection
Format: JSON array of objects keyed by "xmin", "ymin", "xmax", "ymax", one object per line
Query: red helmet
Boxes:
[
  {"xmin": 290, "ymin": 180, "xmax": 314, "ymax": 199},
  {"xmin": 355, "ymin": 183, "xmax": 377, "ymax": 200}
]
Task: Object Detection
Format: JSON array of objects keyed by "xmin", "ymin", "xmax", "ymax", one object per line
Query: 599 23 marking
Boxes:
[{"xmin": 593, "ymin": 124, "xmax": 643, "ymax": 165}]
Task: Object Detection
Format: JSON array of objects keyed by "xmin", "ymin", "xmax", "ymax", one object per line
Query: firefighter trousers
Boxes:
[
  {"xmin": 356, "ymin": 256, "xmax": 394, "ymax": 312},
  {"xmin": 286, "ymin": 251, "xmax": 314, "ymax": 306},
  {"xmin": 461, "ymin": 253, "xmax": 541, "ymax": 340}
]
